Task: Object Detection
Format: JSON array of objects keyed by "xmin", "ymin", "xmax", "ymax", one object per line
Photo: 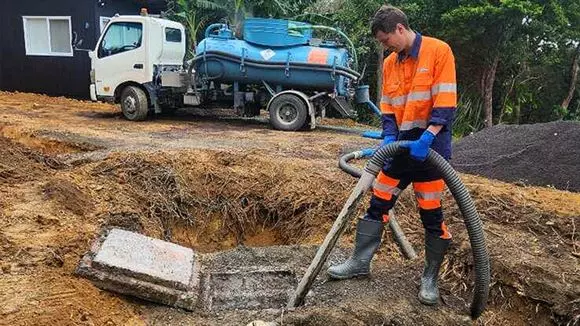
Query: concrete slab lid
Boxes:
[{"xmin": 92, "ymin": 228, "xmax": 195, "ymax": 290}]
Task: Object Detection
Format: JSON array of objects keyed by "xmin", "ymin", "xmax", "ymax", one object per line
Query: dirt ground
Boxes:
[{"xmin": 0, "ymin": 91, "xmax": 578, "ymax": 326}]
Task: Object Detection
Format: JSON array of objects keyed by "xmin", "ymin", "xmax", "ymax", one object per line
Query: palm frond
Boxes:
[{"xmin": 196, "ymin": 0, "xmax": 226, "ymax": 11}]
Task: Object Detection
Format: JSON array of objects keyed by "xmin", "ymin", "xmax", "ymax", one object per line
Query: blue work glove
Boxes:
[
  {"xmin": 400, "ymin": 130, "xmax": 436, "ymax": 161},
  {"xmin": 380, "ymin": 135, "xmax": 397, "ymax": 147}
]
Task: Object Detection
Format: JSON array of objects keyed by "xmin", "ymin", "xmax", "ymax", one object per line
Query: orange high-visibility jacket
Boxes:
[{"xmin": 380, "ymin": 33, "xmax": 457, "ymax": 159}]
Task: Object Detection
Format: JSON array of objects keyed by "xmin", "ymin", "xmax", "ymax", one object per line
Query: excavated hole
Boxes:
[
  {"xmin": 91, "ymin": 150, "xmax": 351, "ymax": 253},
  {"xmin": 87, "ymin": 150, "xmax": 351, "ymax": 311}
]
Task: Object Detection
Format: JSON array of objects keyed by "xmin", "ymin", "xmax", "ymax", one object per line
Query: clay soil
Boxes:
[{"xmin": 0, "ymin": 91, "xmax": 578, "ymax": 326}]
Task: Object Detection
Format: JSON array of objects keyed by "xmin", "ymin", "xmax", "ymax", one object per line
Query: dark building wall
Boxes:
[
  {"xmin": 0, "ymin": 0, "xmax": 96, "ymax": 98},
  {"xmin": 94, "ymin": 0, "xmax": 147, "ymax": 40},
  {"xmin": 0, "ymin": 13, "xmax": 3, "ymax": 90},
  {"xmin": 0, "ymin": 0, "xmax": 164, "ymax": 99}
]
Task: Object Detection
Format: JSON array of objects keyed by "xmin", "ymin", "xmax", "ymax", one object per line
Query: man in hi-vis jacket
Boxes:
[{"xmin": 328, "ymin": 5, "xmax": 457, "ymax": 306}]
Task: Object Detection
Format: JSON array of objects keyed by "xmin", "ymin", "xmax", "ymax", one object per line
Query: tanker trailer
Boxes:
[{"xmin": 187, "ymin": 18, "xmax": 361, "ymax": 131}]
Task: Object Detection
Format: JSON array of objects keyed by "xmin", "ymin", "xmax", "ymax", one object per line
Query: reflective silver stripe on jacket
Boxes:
[
  {"xmin": 382, "ymin": 91, "xmax": 431, "ymax": 107},
  {"xmin": 381, "ymin": 95, "xmax": 406, "ymax": 106},
  {"xmin": 431, "ymin": 83, "xmax": 457, "ymax": 95},
  {"xmin": 407, "ymin": 91, "xmax": 431, "ymax": 101},
  {"xmin": 400, "ymin": 120, "xmax": 428, "ymax": 131}
]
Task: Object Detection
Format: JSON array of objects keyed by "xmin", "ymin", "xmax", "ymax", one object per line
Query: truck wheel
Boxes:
[
  {"xmin": 120, "ymin": 86, "xmax": 149, "ymax": 121},
  {"xmin": 268, "ymin": 93, "xmax": 308, "ymax": 131}
]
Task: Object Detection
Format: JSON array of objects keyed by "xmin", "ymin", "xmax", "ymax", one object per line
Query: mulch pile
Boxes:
[{"xmin": 451, "ymin": 121, "xmax": 580, "ymax": 192}]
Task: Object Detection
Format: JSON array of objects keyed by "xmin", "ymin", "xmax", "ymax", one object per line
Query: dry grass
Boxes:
[{"xmin": 89, "ymin": 150, "xmax": 356, "ymax": 245}]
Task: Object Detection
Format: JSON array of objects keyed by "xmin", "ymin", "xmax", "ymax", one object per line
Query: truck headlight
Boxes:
[{"xmin": 90, "ymin": 69, "xmax": 95, "ymax": 83}]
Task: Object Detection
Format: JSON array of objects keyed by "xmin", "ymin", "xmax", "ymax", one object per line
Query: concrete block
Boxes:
[
  {"xmin": 76, "ymin": 228, "xmax": 201, "ymax": 310},
  {"xmin": 201, "ymin": 269, "xmax": 296, "ymax": 311}
]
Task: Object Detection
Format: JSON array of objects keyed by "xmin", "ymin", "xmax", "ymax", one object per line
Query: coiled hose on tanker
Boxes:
[{"xmin": 344, "ymin": 142, "xmax": 490, "ymax": 319}]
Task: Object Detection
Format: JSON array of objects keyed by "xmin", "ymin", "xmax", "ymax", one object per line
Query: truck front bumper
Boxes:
[{"xmin": 90, "ymin": 84, "xmax": 97, "ymax": 101}]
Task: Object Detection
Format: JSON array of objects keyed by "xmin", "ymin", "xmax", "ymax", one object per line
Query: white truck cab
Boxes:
[{"xmin": 89, "ymin": 14, "xmax": 186, "ymax": 120}]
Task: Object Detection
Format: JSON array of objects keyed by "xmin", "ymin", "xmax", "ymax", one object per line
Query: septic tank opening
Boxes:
[{"xmin": 77, "ymin": 228, "xmax": 309, "ymax": 312}]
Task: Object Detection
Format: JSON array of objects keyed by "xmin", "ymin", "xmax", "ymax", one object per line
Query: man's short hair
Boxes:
[{"xmin": 371, "ymin": 5, "xmax": 410, "ymax": 36}]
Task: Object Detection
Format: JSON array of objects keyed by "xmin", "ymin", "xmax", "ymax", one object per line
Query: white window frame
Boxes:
[
  {"xmin": 22, "ymin": 16, "xmax": 73, "ymax": 57},
  {"xmin": 100, "ymin": 16, "xmax": 111, "ymax": 34}
]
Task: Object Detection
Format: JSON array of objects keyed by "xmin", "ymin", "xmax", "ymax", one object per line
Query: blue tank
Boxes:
[{"xmin": 193, "ymin": 18, "xmax": 357, "ymax": 96}]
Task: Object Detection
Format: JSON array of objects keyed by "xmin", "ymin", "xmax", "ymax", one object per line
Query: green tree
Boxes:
[
  {"xmin": 497, "ymin": 0, "xmax": 580, "ymax": 123},
  {"xmin": 441, "ymin": 0, "xmax": 542, "ymax": 128},
  {"xmin": 556, "ymin": 0, "xmax": 580, "ymax": 114},
  {"xmin": 166, "ymin": 0, "xmax": 225, "ymax": 55},
  {"xmin": 332, "ymin": 0, "xmax": 383, "ymax": 122}
]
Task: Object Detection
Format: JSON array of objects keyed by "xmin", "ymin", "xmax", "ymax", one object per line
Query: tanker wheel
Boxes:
[
  {"xmin": 268, "ymin": 93, "xmax": 308, "ymax": 131},
  {"xmin": 120, "ymin": 86, "xmax": 149, "ymax": 121}
]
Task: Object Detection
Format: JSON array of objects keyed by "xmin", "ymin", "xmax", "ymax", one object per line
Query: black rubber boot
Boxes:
[
  {"xmin": 327, "ymin": 218, "xmax": 384, "ymax": 279},
  {"xmin": 418, "ymin": 233, "xmax": 451, "ymax": 305}
]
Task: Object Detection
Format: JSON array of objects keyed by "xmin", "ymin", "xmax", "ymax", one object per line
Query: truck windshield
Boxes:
[{"xmin": 98, "ymin": 22, "xmax": 142, "ymax": 58}]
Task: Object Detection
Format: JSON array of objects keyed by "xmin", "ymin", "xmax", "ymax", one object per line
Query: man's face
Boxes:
[{"xmin": 375, "ymin": 24, "xmax": 406, "ymax": 53}]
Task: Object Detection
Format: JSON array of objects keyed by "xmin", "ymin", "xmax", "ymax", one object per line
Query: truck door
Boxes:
[{"xmin": 93, "ymin": 20, "xmax": 148, "ymax": 97}]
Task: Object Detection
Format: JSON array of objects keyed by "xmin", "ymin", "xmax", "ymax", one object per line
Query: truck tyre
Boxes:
[
  {"xmin": 268, "ymin": 93, "xmax": 308, "ymax": 131},
  {"xmin": 120, "ymin": 86, "xmax": 149, "ymax": 121}
]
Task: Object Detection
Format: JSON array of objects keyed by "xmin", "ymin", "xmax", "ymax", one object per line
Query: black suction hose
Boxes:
[
  {"xmin": 339, "ymin": 149, "xmax": 372, "ymax": 178},
  {"xmin": 194, "ymin": 50, "xmax": 362, "ymax": 77},
  {"xmin": 338, "ymin": 148, "xmax": 417, "ymax": 260},
  {"xmin": 363, "ymin": 141, "xmax": 490, "ymax": 319},
  {"xmin": 191, "ymin": 52, "xmax": 360, "ymax": 81}
]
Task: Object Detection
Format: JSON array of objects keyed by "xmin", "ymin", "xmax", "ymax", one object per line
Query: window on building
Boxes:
[
  {"xmin": 165, "ymin": 27, "xmax": 182, "ymax": 43},
  {"xmin": 22, "ymin": 16, "xmax": 72, "ymax": 56},
  {"xmin": 98, "ymin": 22, "xmax": 142, "ymax": 58}
]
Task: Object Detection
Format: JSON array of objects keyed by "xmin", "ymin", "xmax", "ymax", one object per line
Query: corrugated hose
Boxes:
[{"xmin": 360, "ymin": 141, "xmax": 490, "ymax": 319}]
